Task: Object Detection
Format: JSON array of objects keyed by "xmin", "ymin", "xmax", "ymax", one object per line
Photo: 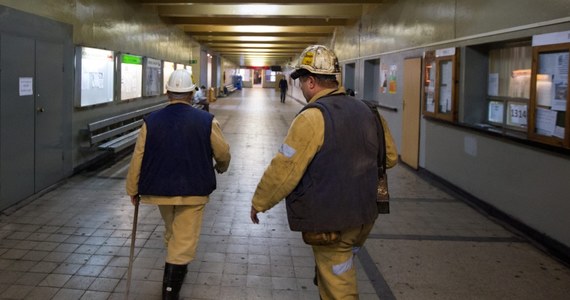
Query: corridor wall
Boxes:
[
  {"xmin": 332, "ymin": 0, "xmax": 570, "ymax": 259},
  {"xmin": 0, "ymin": 0, "xmax": 202, "ymax": 169}
]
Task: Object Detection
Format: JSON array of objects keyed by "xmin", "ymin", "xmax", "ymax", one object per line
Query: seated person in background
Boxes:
[{"xmin": 193, "ymin": 85, "xmax": 210, "ymax": 112}]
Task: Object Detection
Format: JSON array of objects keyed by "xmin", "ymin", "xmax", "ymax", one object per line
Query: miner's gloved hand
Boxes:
[
  {"xmin": 130, "ymin": 195, "xmax": 140, "ymax": 206},
  {"xmin": 250, "ymin": 206, "xmax": 260, "ymax": 224},
  {"xmin": 215, "ymin": 164, "xmax": 225, "ymax": 174}
]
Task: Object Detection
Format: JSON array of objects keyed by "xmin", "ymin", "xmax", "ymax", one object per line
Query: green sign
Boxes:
[
  {"xmin": 189, "ymin": 59, "xmax": 198, "ymax": 64},
  {"xmin": 122, "ymin": 54, "xmax": 142, "ymax": 65}
]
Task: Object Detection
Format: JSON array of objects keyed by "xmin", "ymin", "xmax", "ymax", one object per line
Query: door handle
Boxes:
[{"xmin": 37, "ymin": 107, "xmax": 45, "ymax": 113}]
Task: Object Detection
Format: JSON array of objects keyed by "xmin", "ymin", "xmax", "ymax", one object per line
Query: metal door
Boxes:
[
  {"xmin": 0, "ymin": 34, "xmax": 35, "ymax": 209},
  {"xmin": 35, "ymin": 40, "xmax": 64, "ymax": 191}
]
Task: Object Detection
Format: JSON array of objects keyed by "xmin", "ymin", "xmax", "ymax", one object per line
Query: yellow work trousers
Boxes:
[
  {"xmin": 312, "ymin": 223, "xmax": 374, "ymax": 300},
  {"xmin": 158, "ymin": 204, "xmax": 205, "ymax": 265}
]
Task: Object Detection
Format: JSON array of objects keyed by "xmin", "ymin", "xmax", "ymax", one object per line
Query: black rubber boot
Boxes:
[{"xmin": 162, "ymin": 263, "xmax": 188, "ymax": 300}]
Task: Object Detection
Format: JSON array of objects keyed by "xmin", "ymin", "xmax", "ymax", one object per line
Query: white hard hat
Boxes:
[
  {"xmin": 166, "ymin": 69, "xmax": 196, "ymax": 93},
  {"xmin": 290, "ymin": 45, "xmax": 341, "ymax": 79}
]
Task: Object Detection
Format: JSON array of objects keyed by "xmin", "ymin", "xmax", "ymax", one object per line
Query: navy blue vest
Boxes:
[
  {"xmin": 286, "ymin": 94, "xmax": 381, "ymax": 232},
  {"xmin": 139, "ymin": 103, "xmax": 216, "ymax": 196}
]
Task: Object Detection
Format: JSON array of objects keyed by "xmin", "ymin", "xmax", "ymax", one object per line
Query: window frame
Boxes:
[
  {"xmin": 528, "ymin": 43, "xmax": 570, "ymax": 149},
  {"xmin": 422, "ymin": 48, "xmax": 459, "ymax": 122}
]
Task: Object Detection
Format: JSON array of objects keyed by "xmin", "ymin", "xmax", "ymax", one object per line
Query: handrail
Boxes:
[{"xmin": 378, "ymin": 104, "xmax": 398, "ymax": 112}]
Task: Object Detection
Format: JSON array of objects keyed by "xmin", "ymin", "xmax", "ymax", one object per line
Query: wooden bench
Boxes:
[
  {"xmin": 83, "ymin": 103, "xmax": 166, "ymax": 153},
  {"xmin": 83, "ymin": 102, "xmax": 206, "ymax": 152}
]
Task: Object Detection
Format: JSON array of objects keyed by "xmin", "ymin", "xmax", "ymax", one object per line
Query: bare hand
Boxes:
[{"xmin": 250, "ymin": 206, "xmax": 260, "ymax": 224}]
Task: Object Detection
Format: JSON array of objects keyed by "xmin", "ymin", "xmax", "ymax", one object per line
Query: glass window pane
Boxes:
[
  {"xmin": 425, "ymin": 62, "xmax": 436, "ymax": 113},
  {"xmin": 534, "ymin": 52, "xmax": 568, "ymax": 138},
  {"xmin": 438, "ymin": 60, "xmax": 453, "ymax": 114},
  {"xmin": 488, "ymin": 46, "xmax": 532, "ymax": 98}
]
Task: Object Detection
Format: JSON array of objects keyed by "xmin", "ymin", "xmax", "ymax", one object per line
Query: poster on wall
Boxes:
[
  {"xmin": 388, "ymin": 65, "xmax": 397, "ymax": 94},
  {"xmin": 380, "ymin": 64, "xmax": 388, "ymax": 94},
  {"xmin": 144, "ymin": 58, "xmax": 162, "ymax": 97},
  {"xmin": 80, "ymin": 47, "xmax": 114, "ymax": 107},
  {"xmin": 121, "ymin": 54, "xmax": 142, "ymax": 100},
  {"xmin": 163, "ymin": 61, "xmax": 175, "ymax": 94}
]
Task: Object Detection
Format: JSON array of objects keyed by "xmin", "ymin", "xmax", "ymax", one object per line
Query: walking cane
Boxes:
[{"xmin": 125, "ymin": 196, "xmax": 140, "ymax": 300}]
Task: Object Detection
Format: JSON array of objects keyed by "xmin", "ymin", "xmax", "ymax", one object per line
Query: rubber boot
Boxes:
[{"xmin": 162, "ymin": 263, "xmax": 187, "ymax": 300}]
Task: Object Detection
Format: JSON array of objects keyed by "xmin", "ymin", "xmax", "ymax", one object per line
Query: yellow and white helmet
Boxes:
[{"xmin": 291, "ymin": 45, "xmax": 341, "ymax": 79}]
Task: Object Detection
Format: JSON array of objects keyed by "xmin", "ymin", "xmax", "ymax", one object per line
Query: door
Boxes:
[
  {"xmin": 401, "ymin": 57, "xmax": 422, "ymax": 169},
  {"xmin": 0, "ymin": 35, "xmax": 65, "ymax": 210},
  {"xmin": 0, "ymin": 34, "xmax": 35, "ymax": 208},
  {"xmin": 35, "ymin": 40, "xmax": 64, "ymax": 191}
]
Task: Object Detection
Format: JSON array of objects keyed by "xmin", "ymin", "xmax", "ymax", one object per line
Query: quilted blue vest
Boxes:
[
  {"xmin": 139, "ymin": 103, "xmax": 215, "ymax": 196},
  {"xmin": 286, "ymin": 94, "xmax": 380, "ymax": 232}
]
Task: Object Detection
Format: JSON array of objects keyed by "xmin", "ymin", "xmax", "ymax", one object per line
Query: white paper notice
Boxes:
[
  {"xmin": 488, "ymin": 101, "xmax": 503, "ymax": 123},
  {"xmin": 553, "ymin": 126, "xmax": 565, "ymax": 139},
  {"xmin": 19, "ymin": 77, "xmax": 33, "ymax": 96},
  {"xmin": 488, "ymin": 73, "xmax": 499, "ymax": 96},
  {"xmin": 535, "ymin": 107, "xmax": 557, "ymax": 136},
  {"xmin": 508, "ymin": 103, "xmax": 527, "ymax": 126},
  {"xmin": 551, "ymin": 99, "xmax": 567, "ymax": 111}
]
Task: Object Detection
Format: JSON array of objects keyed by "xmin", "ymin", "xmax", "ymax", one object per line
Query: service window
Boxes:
[
  {"xmin": 529, "ymin": 43, "xmax": 570, "ymax": 148},
  {"xmin": 486, "ymin": 45, "xmax": 532, "ymax": 132},
  {"xmin": 422, "ymin": 48, "xmax": 459, "ymax": 122}
]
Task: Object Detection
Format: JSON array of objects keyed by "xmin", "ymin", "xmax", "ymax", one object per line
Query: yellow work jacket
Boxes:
[{"xmin": 252, "ymin": 88, "xmax": 398, "ymax": 213}]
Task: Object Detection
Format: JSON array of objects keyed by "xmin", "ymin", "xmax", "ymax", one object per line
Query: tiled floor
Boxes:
[{"xmin": 1, "ymin": 87, "xmax": 569, "ymax": 299}]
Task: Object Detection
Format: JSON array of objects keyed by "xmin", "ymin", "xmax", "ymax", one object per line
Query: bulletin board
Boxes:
[
  {"xmin": 144, "ymin": 57, "xmax": 162, "ymax": 97},
  {"xmin": 79, "ymin": 47, "xmax": 115, "ymax": 107},
  {"xmin": 121, "ymin": 54, "xmax": 142, "ymax": 100}
]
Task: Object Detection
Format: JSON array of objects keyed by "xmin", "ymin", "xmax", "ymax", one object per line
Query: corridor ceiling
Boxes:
[{"xmin": 136, "ymin": 0, "xmax": 388, "ymax": 68}]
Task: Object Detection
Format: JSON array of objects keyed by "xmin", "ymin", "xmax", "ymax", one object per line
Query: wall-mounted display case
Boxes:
[
  {"xmin": 78, "ymin": 47, "xmax": 115, "ymax": 107},
  {"xmin": 120, "ymin": 54, "xmax": 142, "ymax": 101},
  {"xmin": 422, "ymin": 48, "xmax": 459, "ymax": 122},
  {"xmin": 143, "ymin": 57, "xmax": 162, "ymax": 97},
  {"xmin": 529, "ymin": 43, "xmax": 570, "ymax": 148}
]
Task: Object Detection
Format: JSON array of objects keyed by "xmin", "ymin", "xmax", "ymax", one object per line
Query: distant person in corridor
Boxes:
[
  {"xmin": 194, "ymin": 85, "xmax": 210, "ymax": 112},
  {"xmin": 126, "ymin": 69, "xmax": 231, "ymax": 300},
  {"xmin": 250, "ymin": 45, "xmax": 397, "ymax": 299},
  {"xmin": 279, "ymin": 76, "xmax": 288, "ymax": 103}
]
